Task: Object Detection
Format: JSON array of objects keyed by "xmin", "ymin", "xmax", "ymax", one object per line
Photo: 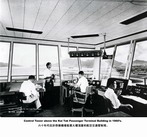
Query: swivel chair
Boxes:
[{"xmin": 71, "ymin": 86, "xmax": 94, "ymax": 117}]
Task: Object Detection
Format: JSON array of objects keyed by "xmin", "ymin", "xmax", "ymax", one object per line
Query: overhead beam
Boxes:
[{"xmin": 0, "ymin": 35, "xmax": 95, "ymax": 48}]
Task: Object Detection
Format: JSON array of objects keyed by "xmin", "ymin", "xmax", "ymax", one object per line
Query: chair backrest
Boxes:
[
  {"xmin": 84, "ymin": 93, "xmax": 113, "ymax": 115},
  {"xmin": 73, "ymin": 86, "xmax": 92, "ymax": 104},
  {"xmin": 103, "ymin": 96, "xmax": 114, "ymax": 113},
  {"xmin": 86, "ymin": 86, "xmax": 93, "ymax": 94}
]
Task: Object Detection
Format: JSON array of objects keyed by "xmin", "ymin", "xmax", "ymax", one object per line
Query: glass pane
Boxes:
[
  {"xmin": 12, "ymin": 43, "xmax": 35, "ymax": 80},
  {"xmin": 130, "ymin": 41, "xmax": 147, "ymax": 85},
  {"xmin": 79, "ymin": 48, "xmax": 95, "ymax": 78},
  {"xmin": 0, "ymin": 42, "xmax": 10, "ymax": 81},
  {"xmin": 101, "ymin": 47, "xmax": 114, "ymax": 79},
  {"xmin": 111, "ymin": 44, "xmax": 130, "ymax": 78},
  {"xmin": 39, "ymin": 45, "xmax": 59, "ymax": 83},
  {"xmin": 61, "ymin": 47, "xmax": 79, "ymax": 80}
]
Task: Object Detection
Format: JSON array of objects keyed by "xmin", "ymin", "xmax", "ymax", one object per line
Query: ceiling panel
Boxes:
[
  {"xmin": 24, "ymin": 0, "xmax": 43, "ymax": 37},
  {"xmin": 100, "ymin": 7, "xmax": 147, "ymax": 41},
  {"xmin": 49, "ymin": 0, "xmax": 106, "ymax": 40},
  {"xmin": 39, "ymin": 0, "xmax": 76, "ymax": 38},
  {"xmin": 68, "ymin": 1, "xmax": 124, "ymax": 35},
  {"xmin": 31, "ymin": 0, "xmax": 59, "ymax": 38},
  {"xmin": 0, "ymin": 23, "xmax": 6, "ymax": 35},
  {"xmin": 0, "ymin": 0, "xmax": 147, "ymax": 45},
  {"xmin": 72, "ymin": 2, "xmax": 147, "ymax": 43},
  {"xmin": 9, "ymin": 0, "xmax": 24, "ymax": 37},
  {"xmin": 0, "ymin": 0, "xmax": 15, "ymax": 36},
  {"xmin": 45, "ymin": 0, "xmax": 94, "ymax": 38}
]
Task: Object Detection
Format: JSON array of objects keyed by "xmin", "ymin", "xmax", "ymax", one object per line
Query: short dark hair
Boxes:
[
  {"xmin": 79, "ymin": 71, "xmax": 84, "ymax": 75},
  {"xmin": 28, "ymin": 75, "xmax": 35, "ymax": 80},
  {"xmin": 46, "ymin": 62, "xmax": 51, "ymax": 67}
]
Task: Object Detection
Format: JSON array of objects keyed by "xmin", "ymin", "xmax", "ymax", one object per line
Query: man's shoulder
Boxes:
[
  {"xmin": 44, "ymin": 69, "xmax": 53, "ymax": 74},
  {"xmin": 105, "ymin": 88, "xmax": 115, "ymax": 95},
  {"xmin": 43, "ymin": 69, "xmax": 48, "ymax": 73},
  {"xmin": 81, "ymin": 76, "xmax": 87, "ymax": 80},
  {"xmin": 21, "ymin": 80, "xmax": 28, "ymax": 84},
  {"xmin": 107, "ymin": 88, "xmax": 114, "ymax": 91},
  {"xmin": 21, "ymin": 80, "xmax": 32, "ymax": 86}
]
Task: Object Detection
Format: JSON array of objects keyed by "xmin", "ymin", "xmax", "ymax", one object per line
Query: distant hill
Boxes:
[
  {"xmin": 60, "ymin": 58, "xmax": 94, "ymax": 68},
  {"xmin": 80, "ymin": 60, "xmax": 94, "ymax": 68},
  {"xmin": 53, "ymin": 58, "xmax": 94, "ymax": 68},
  {"xmin": 113, "ymin": 60, "xmax": 147, "ymax": 68},
  {"xmin": 62, "ymin": 58, "xmax": 79, "ymax": 67},
  {"xmin": 0, "ymin": 62, "xmax": 8, "ymax": 67},
  {"xmin": 0, "ymin": 62, "xmax": 20, "ymax": 67},
  {"xmin": 102, "ymin": 60, "xmax": 123, "ymax": 67},
  {"xmin": 54, "ymin": 59, "xmax": 123, "ymax": 68},
  {"xmin": 113, "ymin": 60, "xmax": 123, "ymax": 67},
  {"xmin": 133, "ymin": 60, "xmax": 147, "ymax": 66},
  {"xmin": 1, "ymin": 59, "xmax": 147, "ymax": 68}
]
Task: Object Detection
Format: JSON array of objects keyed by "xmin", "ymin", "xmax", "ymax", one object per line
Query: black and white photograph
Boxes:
[{"xmin": 0, "ymin": 0, "xmax": 147, "ymax": 136}]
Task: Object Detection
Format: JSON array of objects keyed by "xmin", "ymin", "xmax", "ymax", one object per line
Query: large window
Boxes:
[
  {"xmin": 130, "ymin": 40, "xmax": 147, "ymax": 85},
  {"xmin": 61, "ymin": 47, "xmax": 79, "ymax": 80},
  {"xmin": 12, "ymin": 43, "xmax": 35, "ymax": 80},
  {"xmin": 100, "ymin": 47, "xmax": 114, "ymax": 80},
  {"xmin": 0, "ymin": 42, "xmax": 10, "ymax": 81},
  {"xmin": 111, "ymin": 44, "xmax": 130, "ymax": 78},
  {"xmin": 39, "ymin": 45, "xmax": 59, "ymax": 83},
  {"xmin": 79, "ymin": 48, "xmax": 95, "ymax": 78}
]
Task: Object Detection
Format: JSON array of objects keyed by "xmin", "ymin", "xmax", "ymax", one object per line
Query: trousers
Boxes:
[{"xmin": 23, "ymin": 94, "xmax": 41, "ymax": 109}]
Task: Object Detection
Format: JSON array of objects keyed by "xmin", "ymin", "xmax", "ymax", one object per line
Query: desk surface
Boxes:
[
  {"xmin": 0, "ymin": 91, "xmax": 16, "ymax": 96},
  {"xmin": 98, "ymin": 111, "xmax": 131, "ymax": 117},
  {"xmin": 121, "ymin": 95, "xmax": 147, "ymax": 104}
]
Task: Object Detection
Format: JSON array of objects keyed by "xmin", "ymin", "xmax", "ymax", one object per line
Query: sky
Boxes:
[
  {"xmin": 0, "ymin": 42, "xmax": 10, "ymax": 63},
  {"xmin": 114, "ymin": 44, "xmax": 130, "ymax": 63},
  {"xmin": 134, "ymin": 41, "xmax": 147, "ymax": 61}
]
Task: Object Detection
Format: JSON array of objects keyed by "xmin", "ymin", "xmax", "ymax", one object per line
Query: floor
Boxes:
[{"xmin": 34, "ymin": 105, "xmax": 72, "ymax": 117}]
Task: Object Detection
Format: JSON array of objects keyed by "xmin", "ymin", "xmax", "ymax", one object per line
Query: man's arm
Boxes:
[{"xmin": 120, "ymin": 103, "xmax": 133, "ymax": 108}]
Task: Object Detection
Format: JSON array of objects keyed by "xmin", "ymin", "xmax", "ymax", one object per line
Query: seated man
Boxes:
[
  {"xmin": 19, "ymin": 75, "xmax": 41, "ymax": 110},
  {"xmin": 104, "ymin": 81, "xmax": 133, "ymax": 114},
  {"xmin": 72, "ymin": 71, "xmax": 89, "ymax": 102},
  {"xmin": 68, "ymin": 71, "xmax": 89, "ymax": 110},
  {"xmin": 74, "ymin": 71, "xmax": 89, "ymax": 93}
]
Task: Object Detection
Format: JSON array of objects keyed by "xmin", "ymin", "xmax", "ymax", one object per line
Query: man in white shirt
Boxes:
[
  {"xmin": 69, "ymin": 71, "xmax": 89, "ymax": 108},
  {"xmin": 19, "ymin": 75, "xmax": 41, "ymax": 109},
  {"xmin": 72, "ymin": 71, "xmax": 89, "ymax": 102},
  {"xmin": 43, "ymin": 62, "xmax": 55, "ymax": 108},
  {"xmin": 104, "ymin": 81, "xmax": 133, "ymax": 112},
  {"xmin": 43, "ymin": 62, "xmax": 55, "ymax": 86},
  {"xmin": 104, "ymin": 87, "xmax": 121, "ymax": 109},
  {"xmin": 43, "ymin": 62, "xmax": 54, "ymax": 81},
  {"xmin": 75, "ymin": 71, "xmax": 89, "ymax": 93}
]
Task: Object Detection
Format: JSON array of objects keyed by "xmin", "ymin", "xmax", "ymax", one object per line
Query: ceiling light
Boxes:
[
  {"xmin": 6, "ymin": 27, "xmax": 43, "ymax": 34},
  {"xmin": 120, "ymin": 11, "xmax": 147, "ymax": 25},
  {"xmin": 71, "ymin": 34, "xmax": 99, "ymax": 38}
]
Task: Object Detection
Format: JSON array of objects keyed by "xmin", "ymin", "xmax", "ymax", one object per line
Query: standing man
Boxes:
[
  {"xmin": 19, "ymin": 75, "xmax": 41, "ymax": 110},
  {"xmin": 43, "ymin": 62, "xmax": 55, "ymax": 85},
  {"xmin": 43, "ymin": 62, "xmax": 55, "ymax": 108}
]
